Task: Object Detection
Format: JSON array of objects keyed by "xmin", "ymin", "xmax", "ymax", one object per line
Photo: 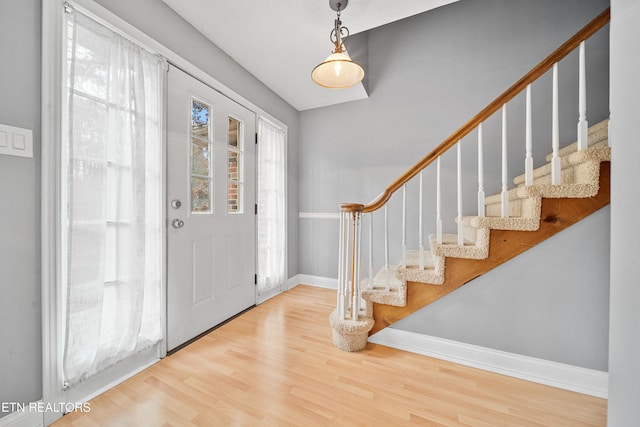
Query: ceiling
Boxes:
[{"xmin": 161, "ymin": 0, "xmax": 459, "ymax": 111}]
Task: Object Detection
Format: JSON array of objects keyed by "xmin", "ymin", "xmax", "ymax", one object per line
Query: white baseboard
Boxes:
[
  {"xmin": 286, "ymin": 274, "xmax": 338, "ymax": 291},
  {"xmin": 0, "ymin": 401, "xmax": 43, "ymax": 427},
  {"xmin": 369, "ymin": 328, "xmax": 608, "ymax": 398}
]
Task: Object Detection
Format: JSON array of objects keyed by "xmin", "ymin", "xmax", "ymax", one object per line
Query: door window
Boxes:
[
  {"xmin": 227, "ymin": 116, "xmax": 244, "ymax": 214},
  {"xmin": 191, "ymin": 99, "xmax": 213, "ymax": 213}
]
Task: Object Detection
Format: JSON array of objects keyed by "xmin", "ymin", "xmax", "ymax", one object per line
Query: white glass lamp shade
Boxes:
[{"xmin": 311, "ymin": 51, "xmax": 364, "ymax": 89}]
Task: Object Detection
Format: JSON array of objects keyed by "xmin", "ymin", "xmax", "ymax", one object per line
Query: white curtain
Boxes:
[
  {"xmin": 62, "ymin": 10, "xmax": 163, "ymax": 386},
  {"xmin": 257, "ymin": 118, "xmax": 286, "ymax": 295}
]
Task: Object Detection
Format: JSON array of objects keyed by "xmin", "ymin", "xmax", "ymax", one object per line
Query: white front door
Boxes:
[{"xmin": 167, "ymin": 65, "xmax": 256, "ymax": 351}]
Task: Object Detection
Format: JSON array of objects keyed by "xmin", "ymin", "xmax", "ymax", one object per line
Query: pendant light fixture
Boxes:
[{"xmin": 312, "ymin": 0, "xmax": 364, "ymax": 89}]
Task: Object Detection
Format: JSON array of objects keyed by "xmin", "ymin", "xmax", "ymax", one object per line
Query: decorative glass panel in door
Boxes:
[
  {"xmin": 228, "ymin": 116, "xmax": 244, "ymax": 214},
  {"xmin": 191, "ymin": 99, "xmax": 213, "ymax": 213}
]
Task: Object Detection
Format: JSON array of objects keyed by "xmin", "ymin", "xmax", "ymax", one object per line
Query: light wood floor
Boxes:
[{"xmin": 53, "ymin": 285, "xmax": 606, "ymax": 426}]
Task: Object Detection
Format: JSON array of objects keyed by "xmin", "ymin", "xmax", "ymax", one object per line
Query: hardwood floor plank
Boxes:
[{"xmin": 52, "ymin": 285, "xmax": 606, "ymax": 426}]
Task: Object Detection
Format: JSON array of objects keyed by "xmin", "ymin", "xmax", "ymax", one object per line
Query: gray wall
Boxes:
[
  {"xmin": 0, "ymin": 0, "xmax": 299, "ymax": 416},
  {"xmin": 298, "ymin": 0, "xmax": 610, "ymax": 368},
  {"xmin": 608, "ymin": 0, "xmax": 640, "ymax": 423},
  {"xmin": 0, "ymin": 0, "xmax": 42, "ymax": 415},
  {"xmin": 393, "ymin": 206, "xmax": 610, "ymax": 371}
]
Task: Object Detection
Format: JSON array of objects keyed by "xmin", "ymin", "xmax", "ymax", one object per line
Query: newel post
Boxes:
[{"xmin": 329, "ymin": 203, "xmax": 374, "ymax": 352}]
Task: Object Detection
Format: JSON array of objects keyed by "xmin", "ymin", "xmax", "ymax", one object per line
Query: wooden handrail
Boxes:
[{"xmin": 347, "ymin": 7, "xmax": 610, "ymax": 214}]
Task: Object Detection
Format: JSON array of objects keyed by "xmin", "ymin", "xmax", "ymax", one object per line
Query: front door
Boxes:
[{"xmin": 167, "ymin": 65, "xmax": 256, "ymax": 350}]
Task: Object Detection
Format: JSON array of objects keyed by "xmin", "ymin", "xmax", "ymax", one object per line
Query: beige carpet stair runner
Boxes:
[{"xmin": 332, "ymin": 119, "xmax": 610, "ymax": 352}]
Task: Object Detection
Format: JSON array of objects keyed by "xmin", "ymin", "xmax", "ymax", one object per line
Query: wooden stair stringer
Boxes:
[{"xmin": 369, "ymin": 160, "xmax": 610, "ymax": 335}]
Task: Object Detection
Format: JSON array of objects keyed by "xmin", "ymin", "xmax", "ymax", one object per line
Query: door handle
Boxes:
[{"xmin": 172, "ymin": 218, "xmax": 185, "ymax": 229}]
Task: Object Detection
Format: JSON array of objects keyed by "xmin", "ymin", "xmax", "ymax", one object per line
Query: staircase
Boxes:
[
  {"xmin": 329, "ymin": 8, "xmax": 611, "ymax": 352},
  {"xmin": 365, "ymin": 120, "xmax": 609, "ymax": 335}
]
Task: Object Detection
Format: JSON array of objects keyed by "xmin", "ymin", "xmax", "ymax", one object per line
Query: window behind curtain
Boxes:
[
  {"xmin": 257, "ymin": 118, "xmax": 286, "ymax": 296},
  {"xmin": 61, "ymin": 9, "xmax": 163, "ymax": 387}
]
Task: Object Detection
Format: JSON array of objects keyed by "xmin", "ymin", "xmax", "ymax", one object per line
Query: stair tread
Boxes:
[
  {"xmin": 404, "ymin": 249, "xmax": 437, "ymax": 268},
  {"xmin": 430, "ymin": 233, "xmax": 476, "ymax": 246},
  {"xmin": 483, "ymin": 146, "xmax": 609, "ymax": 207},
  {"xmin": 460, "ymin": 215, "xmax": 540, "ymax": 232},
  {"xmin": 484, "ymin": 186, "xmax": 538, "ymax": 205},
  {"xmin": 513, "ymin": 144, "xmax": 609, "ymax": 187},
  {"xmin": 543, "ymin": 118, "xmax": 608, "ymax": 162}
]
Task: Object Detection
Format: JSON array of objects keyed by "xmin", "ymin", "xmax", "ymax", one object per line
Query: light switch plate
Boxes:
[{"xmin": 0, "ymin": 124, "xmax": 33, "ymax": 158}]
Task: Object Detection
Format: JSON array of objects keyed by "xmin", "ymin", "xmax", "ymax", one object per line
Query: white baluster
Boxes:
[
  {"xmin": 457, "ymin": 142, "xmax": 464, "ymax": 246},
  {"xmin": 349, "ymin": 213, "xmax": 356, "ymax": 320},
  {"xmin": 384, "ymin": 204, "xmax": 390, "ymax": 291},
  {"xmin": 345, "ymin": 212, "xmax": 352, "ymax": 318},
  {"xmin": 401, "ymin": 184, "xmax": 407, "ymax": 268},
  {"xmin": 368, "ymin": 213, "xmax": 373, "ymax": 289},
  {"xmin": 352, "ymin": 212, "xmax": 361, "ymax": 321},
  {"xmin": 525, "ymin": 84, "xmax": 534, "ymax": 186},
  {"xmin": 477, "ymin": 124, "xmax": 485, "ymax": 217},
  {"xmin": 436, "ymin": 157, "xmax": 443, "ymax": 245},
  {"xmin": 419, "ymin": 171, "xmax": 424, "ymax": 269},
  {"xmin": 552, "ymin": 63, "xmax": 561, "ymax": 185},
  {"xmin": 577, "ymin": 41, "xmax": 588, "ymax": 151},
  {"xmin": 337, "ymin": 211, "xmax": 345, "ymax": 318},
  {"xmin": 501, "ymin": 104, "xmax": 510, "ymax": 218}
]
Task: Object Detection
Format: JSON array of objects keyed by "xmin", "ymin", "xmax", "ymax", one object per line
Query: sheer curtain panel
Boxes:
[
  {"xmin": 257, "ymin": 118, "xmax": 286, "ymax": 295},
  {"xmin": 62, "ymin": 10, "xmax": 163, "ymax": 386}
]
